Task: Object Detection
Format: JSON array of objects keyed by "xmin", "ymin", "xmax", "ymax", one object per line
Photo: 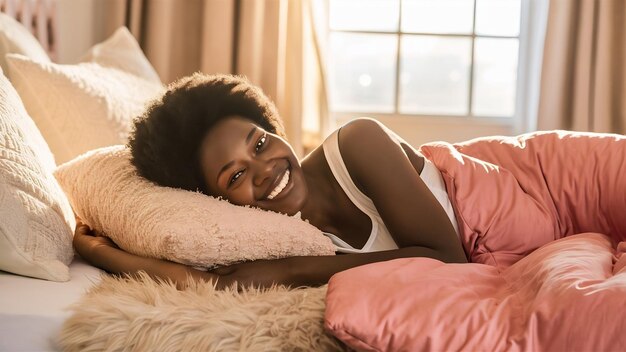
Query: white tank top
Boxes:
[{"xmin": 321, "ymin": 129, "xmax": 460, "ymax": 254}]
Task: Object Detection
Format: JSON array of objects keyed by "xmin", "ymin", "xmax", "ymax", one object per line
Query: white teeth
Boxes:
[{"xmin": 267, "ymin": 169, "xmax": 290, "ymax": 200}]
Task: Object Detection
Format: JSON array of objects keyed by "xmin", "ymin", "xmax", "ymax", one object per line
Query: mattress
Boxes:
[{"xmin": 0, "ymin": 256, "xmax": 103, "ymax": 351}]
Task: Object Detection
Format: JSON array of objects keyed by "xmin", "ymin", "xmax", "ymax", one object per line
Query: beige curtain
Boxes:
[
  {"xmin": 100, "ymin": 0, "xmax": 328, "ymax": 155},
  {"xmin": 537, "ymin": 0, "xmax": 626, "ymax": 133}
]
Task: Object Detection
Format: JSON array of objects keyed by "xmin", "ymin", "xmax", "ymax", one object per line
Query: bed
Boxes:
[
  {"xmin": 0, "ymin": 10, "xmax": 346, "ymax": 351},
  {"xmin": 2, "ymin": 7, "xmax": 626, "ymax": 352},
  {"xmin": 0, "ymin": 258, "xmax": 102, "ymax": 351}
]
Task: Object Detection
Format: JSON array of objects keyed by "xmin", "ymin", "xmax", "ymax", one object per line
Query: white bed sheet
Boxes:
[{"xmin": 0, "ymin": 256, "xmax": 103, "ymax": 352}]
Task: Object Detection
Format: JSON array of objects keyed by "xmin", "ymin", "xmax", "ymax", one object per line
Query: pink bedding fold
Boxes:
[
  {"xmin": 325, "ymin": 233, "xmax": 626, "ymax": 352},
  {"xmin": 419, "ymin": 131, "xmax": 626, "ymax": 268},
  {"xmin": 325, "ymin": 131, "xmax": 626, "ymax": 351}
]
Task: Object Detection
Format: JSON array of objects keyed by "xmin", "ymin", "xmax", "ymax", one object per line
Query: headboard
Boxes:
[{"xmin": 0, "ymin": 0, "xmax": 56, "ymax": 59}]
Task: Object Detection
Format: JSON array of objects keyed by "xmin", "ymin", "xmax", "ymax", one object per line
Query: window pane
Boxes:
[
  {"xmin": 401, "ymin": 0, "xmax": 475, "ymax": 34},
  {"xmin": 472, "ymin": 38, "xmax": 518, "ymax": 117},
  {"xmin": 329, "ymin": 33, "xmax": 397, "ymax": 113},
  {"xmin": 475, "ymin": 0, "xmax": 521, "ymax": 36},
  {"xmin": 399, "ymin": 35, "xmax": 471, "ymax": 115},
  {"xmin": 329, "ymin": 0, "xmax": 399, "ymax": 32}
]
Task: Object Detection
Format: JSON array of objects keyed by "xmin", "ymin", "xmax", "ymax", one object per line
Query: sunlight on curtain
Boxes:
[
  {"xmin": 98, "ymin": 0, "xmax": 330, "ymax": 156},
  {"xmin": 538, "ymin": 0, "xmax": 626, "ymax": 133}
]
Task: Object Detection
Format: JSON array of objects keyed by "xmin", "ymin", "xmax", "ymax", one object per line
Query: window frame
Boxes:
[{"xmin": 325, "ymin": 0, "xmax": 544, "ymax": 142}]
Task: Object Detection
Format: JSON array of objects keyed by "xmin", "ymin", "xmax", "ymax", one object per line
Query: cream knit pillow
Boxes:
[
  {"xmin": 6, "ymin": 27, "xmax": 164, "ymax": 165},
  {"xmin": 54, "ymin": 146, "xmax": 336, "ymax": 268},
  {"xmin": 0, "ymin": 71, "xmax": 75, "ymax": 282}
]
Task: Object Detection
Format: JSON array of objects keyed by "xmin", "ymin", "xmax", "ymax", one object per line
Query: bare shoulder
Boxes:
[
  {"xmin": 337, "ymin": 118, "xmax": 407, "ymax": 190},
  {"xmin": 337, "ymin": 118, "xmax": 424, "ymax": 173},
  {"xmin": 337, "ymin": 118, "xmax": 395, "ymax": 161},
  {"xmin": 338, "ymin": 117, "xmax": 389, "ymax": 145}
]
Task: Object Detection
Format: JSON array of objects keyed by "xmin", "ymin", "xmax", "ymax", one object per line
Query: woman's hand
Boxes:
[
  {"xmin": 73, "ymin": 221, "xmax": 119, "ymax": 265},
  {"xmin": 73, "ymin": 221, "xmax": 228, "ymax": 289},
  {"xmin": 210, "ymin": 258, "xmax": 296, "ymax": 289}
]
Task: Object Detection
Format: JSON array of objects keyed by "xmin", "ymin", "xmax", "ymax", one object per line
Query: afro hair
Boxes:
[{"xmin": 128, "ymin": 73, "xmax": 285, "ymax": 194}]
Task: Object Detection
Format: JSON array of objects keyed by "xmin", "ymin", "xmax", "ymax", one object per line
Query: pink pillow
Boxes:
[{"xmin": 325, "ymin": 233, "xmax": 626, "ymax": 351}]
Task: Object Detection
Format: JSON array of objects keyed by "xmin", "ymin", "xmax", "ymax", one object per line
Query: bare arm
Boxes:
[
  {"xmin": 337, "ymin": 118, "xmax": 467, "ymax": 262},
  {"xmin": 76, "ymin": 221, "xmax": 458, "ymax": 289},
  {"xmin": 73, "ymin": 222, "xmax": 226, "ymax": 289},
  {"xmin": 211, "ymin": 245, "xmax": 463, "ymax": 288}
]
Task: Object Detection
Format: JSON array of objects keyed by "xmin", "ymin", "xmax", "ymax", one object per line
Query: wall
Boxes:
[
  {"xmin": 55, "ymin": 0, "xmax": 118, "ymax": 63},
  {"xmin": 334, "ymin": 114, "xmax": 513, "ymax": 147}
]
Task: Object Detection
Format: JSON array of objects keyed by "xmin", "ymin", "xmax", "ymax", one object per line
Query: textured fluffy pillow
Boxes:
[
  {"xmin": 0, "ymin": 12, "xmax": 50, "ymax": 79},
  {"xmin": 6, "ymin": 27, "xmax": 164, "ymax": 165},
  {"xmin": 59, "ymin": 273, "xmax": 345, "ymax": 351},
  {"xmin": 54, "ymin": 145, "xmax": 336, "ymax": 268},
  {"xmin": 0, "ymin": 70, "xmax": 75, "ymax": 282}
]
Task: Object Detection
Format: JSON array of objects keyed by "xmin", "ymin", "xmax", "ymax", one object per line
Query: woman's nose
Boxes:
[{"xmin": 251, "ymin": 159, "xmax": 274, "ymax": 187}]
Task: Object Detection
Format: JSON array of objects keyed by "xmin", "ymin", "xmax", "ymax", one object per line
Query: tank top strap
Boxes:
[
  {"xmin": 322, "ymin": 129, "xmax": 382, "ymax": 252},
  {"xmin": 322, "ymin": 129, "xmax": 380, "ymax": 221}
]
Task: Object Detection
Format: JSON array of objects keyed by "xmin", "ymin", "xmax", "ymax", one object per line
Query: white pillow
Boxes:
[
  {"xmin": 0, "ymin": 12, "xmax": 50, "ymax": 80},
  {"xmin": 0, "ymin": 70, "xmax": 75, "ymax": 282},
  {"xmin": 81, "ymin": 27, "xmax": 161, "ymax": 85},
  {"xmin": 6, "ymin": 27, "xmax": 164, "ymax": 165},
  {"xmin": 54, "ymin": 146, "xmax": 336, "ymax": 268}
]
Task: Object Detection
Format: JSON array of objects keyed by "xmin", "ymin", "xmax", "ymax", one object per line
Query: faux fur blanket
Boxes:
[{"xmin": 59, "ymin": 274, "xmax": 345, "ymax": 351}]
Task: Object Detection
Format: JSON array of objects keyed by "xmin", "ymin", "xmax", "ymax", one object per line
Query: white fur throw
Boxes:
[
  {"xmin": 54, "ymin": 145, "xmax": 336, "ymax": 267},
  {"xmin": 59, "ymin": 273, "xmax": 345, "ymax": 351}
]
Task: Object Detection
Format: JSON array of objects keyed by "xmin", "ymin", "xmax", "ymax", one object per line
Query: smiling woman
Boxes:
[
  {"xmin": 73, "ymin": 72, "xmax": 469, "ymax": 288},
  {"xmin": 198, "ymin": 116, "xmax": 307, "ymax": 216},
  {"xmin": 73, "ymin": 72, "xmax": 626, "ymax": 289}
]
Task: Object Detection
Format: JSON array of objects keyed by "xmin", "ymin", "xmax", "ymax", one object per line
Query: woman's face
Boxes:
[{"xmin": 198, "ymin": 115, "xmax": 307, "ymax": 215}]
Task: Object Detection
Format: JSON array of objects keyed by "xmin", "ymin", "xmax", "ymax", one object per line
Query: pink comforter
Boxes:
[
  {"xmin": 325, "ymin": 131, "xmax": 626, "ymax": 351},
  {"xmin": 420, "ymin": 131, "xmax": 626, "ymax": 268},
  {"xmin": 325, "ymin": 233, "xmax": 626, "ymax": 351}
]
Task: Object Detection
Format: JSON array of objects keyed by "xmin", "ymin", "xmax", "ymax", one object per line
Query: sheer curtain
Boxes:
[
  {"xmin": 100, "ymin": 0, "xmax": 328, "ymax": 155},
  {"xmin": 537, "ymin": 0, "xmax": 626, "ymax": 133}
]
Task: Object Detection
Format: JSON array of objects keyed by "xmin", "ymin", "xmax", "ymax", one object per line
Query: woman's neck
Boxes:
[{"xmin": 297, "ymin": 146, "xmax": 337, "ymax": 231}]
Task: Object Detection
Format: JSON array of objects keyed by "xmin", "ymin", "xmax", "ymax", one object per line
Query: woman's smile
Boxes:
[
  {"xmin": 199, "ymin": 115, "xmax": 309, "ymax": 215},
  {"xmin": 266, "ymin": 168, "xmax": 290, "ymax": 200}
]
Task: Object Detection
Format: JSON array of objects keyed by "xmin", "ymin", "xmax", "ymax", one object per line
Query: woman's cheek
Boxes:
[{"xmin": 229, "ymin": 186, "xmax": 257, "ymax": 206}]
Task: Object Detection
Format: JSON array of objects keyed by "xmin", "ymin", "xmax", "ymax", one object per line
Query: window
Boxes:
[{"xmin": 326, "ymin": 0, "xmax": 539, "ymax": 143}]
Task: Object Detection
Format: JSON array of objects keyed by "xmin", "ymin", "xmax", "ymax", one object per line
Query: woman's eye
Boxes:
[
  {"xmin": 255, "ymin": 134, "xmax": 267, "ymax": 152},
  {"xmin": 229, "ymin": 170, "xmax": 244, "ymax": 186}
]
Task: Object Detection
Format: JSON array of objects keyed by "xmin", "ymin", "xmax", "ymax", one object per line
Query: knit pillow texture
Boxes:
[{"xmin": 0, "ymin": 70, "xmax": 75, "ymax": 281}]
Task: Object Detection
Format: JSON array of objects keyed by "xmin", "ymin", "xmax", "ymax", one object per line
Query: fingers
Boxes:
[
  {"xmin": 74, "ymin": 222, "xmax": 96, "ymax": 237},
  {"xmin": 74, "ymin": 223, "xmax": 89, "ymax": 235}
]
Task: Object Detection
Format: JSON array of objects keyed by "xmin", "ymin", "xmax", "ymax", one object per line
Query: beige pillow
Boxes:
[
  {"xmin": 0, "ymin": 70, "xmax": 75, "ymax": 282},
  {"xmin": 81, "ymin": 27, "xmax": 161, "ymax": 85},
  {"xmin": 6, "ymin": 27, "xmax": 164, "ymax": 165},
  {"xmin": 0, "ymin": 12, "xmax": 50, "ymax": 80},
  {"xmin": 54, "ymin": 146, "xmax": 336, "ymax": 268}
]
